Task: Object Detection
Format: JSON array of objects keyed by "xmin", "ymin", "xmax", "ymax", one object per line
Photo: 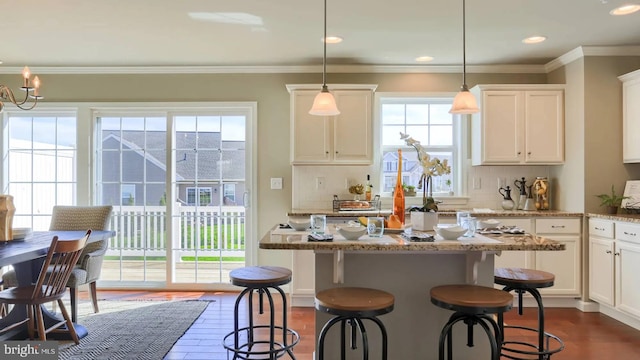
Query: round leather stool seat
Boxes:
[
  {"xmin": 431, "ymin": 284, "xmax": 513, "ymax": 360},
  {"xmin": 494, "ymin": 267, "xmax": 555, "ymax": 289},
  {"xmin": 229, "ymin": 266, "xmax": 292, "ymax": 288},
  {"xmin": 315, "ymin": 287, "xmax": 395, "ymax": 360}
]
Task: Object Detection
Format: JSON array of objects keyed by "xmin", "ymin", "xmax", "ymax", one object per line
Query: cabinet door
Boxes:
[
  {"xmin": 524, "ymin": 91, "xmax": 564, "ymax": 163},
  {"xmin": 589, "ymin": 237, "xmax": 614, "ymax": 306},
  {"xmin": 333, "ymin": 90, "xmax": 372, "ymax": 164},
  {"xmin": 290, "ymin": 90, "xmax": 332, "ymax": 163},
  {"xmin": 472, "ymin": 90, "xmax": 524, "ymax": 164},
  {"xmin": 615, "ymin": 241, "xmax": 640, "ymax": 317},
  {"xmin": 535, "ymin": 235, "xmax": 580, "ymax": 296},
  {"xmin": 623, "ymin": 73, "xmax": 640, "ymax": 163}
]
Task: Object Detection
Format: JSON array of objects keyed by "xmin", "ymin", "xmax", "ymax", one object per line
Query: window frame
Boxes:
[{"xmin": 374, "ymin": 93, "xmax": 466, "ymax": 199}]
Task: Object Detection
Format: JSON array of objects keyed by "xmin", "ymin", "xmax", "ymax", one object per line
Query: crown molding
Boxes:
[
  {"xmin": 0, "ymin": 64, "xmax": 546, "ymax": 75},
  {"xmin": 545, "ymin": 45, "xmax": 640, "ymax": 72}
]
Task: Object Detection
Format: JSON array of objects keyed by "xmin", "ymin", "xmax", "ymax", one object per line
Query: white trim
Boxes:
[
  {"xmin": 472, "ymin": 84, "xmax": 566, "ymax": 91},
  {"xmin": 545, "ymin": 45, "xmax": 640, "ymax": 72},
  {"xmin": 0, "ymin": 64, "xmax": 546, "ymax": 75}
]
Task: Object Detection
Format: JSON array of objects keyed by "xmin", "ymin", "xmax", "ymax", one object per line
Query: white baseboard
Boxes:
[
  {"xmin": 291, "ymin": 294, "xmax": 315, "ymax": 307},
  {"xmin": 599, "ymin": 304, "xmax": 640, "ymax": 331}
]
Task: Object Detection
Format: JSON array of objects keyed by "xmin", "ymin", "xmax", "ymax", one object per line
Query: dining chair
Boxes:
[
  {"xmin": 2, "ymin": 205, "xmax": 113, "ymax": 322},
  {"xmin": 0, "ymin": 230, "xmax": 90, "ymax": 344}
]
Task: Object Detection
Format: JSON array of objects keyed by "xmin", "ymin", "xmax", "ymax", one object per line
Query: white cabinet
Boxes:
[
  {"xmin": 494, "ymin": 217, "xmax": 581, "ymax": 297},
  {"xmin": 287, "ymin": 84, "xmax": 377, "ymax": 165},
  {"xmin": 620, "ymin": 69, "xmax": 640, "ymax": 163},
  {"xmin": 589, "ymin": 218, "xmax": 640, "ymax": 319},
  {"xmin": 534, "ymin": 218, "xmax": 581, "ymax": 296},
  {"xmin": 470, "ymin": 85, "xmax": 564, "ymax": 165}
]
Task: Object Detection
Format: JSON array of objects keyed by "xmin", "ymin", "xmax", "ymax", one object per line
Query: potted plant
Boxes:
[
  {"xmin": 401, "ymin": 132, "xmax": 451, "ymax": 231},
  {"xmin": 403, "ymin": 184, "xmax": 416, "ymax": 196},
  {"xmin": 596, "ymin": 185, "xmax": 629, "ymax": 214}
]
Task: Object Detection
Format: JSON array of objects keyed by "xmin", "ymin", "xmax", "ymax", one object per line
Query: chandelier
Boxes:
[{"xmin": 0, "ymin": 66, "xmax": 42, "ymax": 112}]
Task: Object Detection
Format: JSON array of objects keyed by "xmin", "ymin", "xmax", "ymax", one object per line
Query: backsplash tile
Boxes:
[{"xmin": 292, "ymin": 164, "xmax": 551, "ymax": 211}]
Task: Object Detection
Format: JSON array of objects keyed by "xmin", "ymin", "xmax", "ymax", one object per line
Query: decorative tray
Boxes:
[{"xmin": 333, "ymin": 195, "xmax": 380, "ymax": 212}]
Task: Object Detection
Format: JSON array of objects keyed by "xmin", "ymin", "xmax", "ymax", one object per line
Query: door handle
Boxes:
[{"xmin": 243, "ymin": 191, "xmax": 250, "ymax": 208}]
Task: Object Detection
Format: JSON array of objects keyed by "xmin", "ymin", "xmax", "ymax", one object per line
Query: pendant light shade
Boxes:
[
  {"xmin": 449, "ymin": 0, "xmax": 479, "ymax": 115},
  {"xmin": 309, "ymin": 0, "xmax": 340, "ymax": 116}
]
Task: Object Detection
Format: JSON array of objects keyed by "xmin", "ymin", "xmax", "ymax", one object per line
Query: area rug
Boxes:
[{"xmin": 58, "ymin": 300, "xmax": 210, "ymax": 360}]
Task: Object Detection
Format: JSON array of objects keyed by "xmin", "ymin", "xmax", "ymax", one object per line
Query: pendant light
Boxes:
[
  {"xmin": 449, "ymin": 0, "xmax": 479, "ymax": 114},
  {"xmin": 309, "ymin": 0, "xmax": 340, "ymax": 116}
]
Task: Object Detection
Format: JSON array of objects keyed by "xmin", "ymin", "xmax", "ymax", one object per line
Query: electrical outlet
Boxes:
[
  {"xmin": 316, "ymin": 177, "xmax": 326, "ymax": 190},
  {"xmin": 270, "ymin": 177, "xmax": 283, "ymax": 190},
  {"xmin": 473, "ymin": 177, "xmax": 481, "ymax": 190}
]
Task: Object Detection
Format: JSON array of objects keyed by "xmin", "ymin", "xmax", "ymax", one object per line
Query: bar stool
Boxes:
[
  {"xmin": 223, "ymin": 266, "xmax": 299, "ymax": 360},
  {"xmin": 315, "ymin": 287, "xmax": 394, "ymax": 360},
  {"xmin": 430, "ymin": 284, "xmax": 513, "ymax": 360},
  {"xmin": 494, "ymin": 268, "xmax": 564, "ymax": 360}
]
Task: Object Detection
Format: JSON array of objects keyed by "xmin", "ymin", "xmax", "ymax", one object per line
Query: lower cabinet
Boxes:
[
  {"xmin": 495, "ymin": 217, "xmax": 582, "ymax": 297},
  {"xmin": 589, "ymin": 218, "xmax": 640, "ymax": 320}
]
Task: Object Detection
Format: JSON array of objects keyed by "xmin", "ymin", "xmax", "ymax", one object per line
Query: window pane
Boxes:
[
  {"xmin": 406, "ymin": 104, "xmax": 429, "ymax": 124},
  {"xmin": 430, "ymin": 125, "xmax": 453, "ymax": 146},
  {"xmin": 430, "ymin": 105, "xmax": 453, "ymax": 125},
  {"xmin": 382, "ymin": 104, "xmax": 405, "ymax": 125},
  {"xmin": 406, "ymin": 126, "xmax": 429, "ymax": 144},
  {"xmin": 382, "ymin": 125, "xmax": 405, "ymax": 146}
]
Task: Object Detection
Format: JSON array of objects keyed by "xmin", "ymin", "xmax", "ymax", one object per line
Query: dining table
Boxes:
[{"xmin": 0, "ymin": 230, "xmax": 116, "ymax": 340}]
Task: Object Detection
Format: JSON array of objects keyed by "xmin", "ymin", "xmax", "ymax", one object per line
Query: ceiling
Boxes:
[{"xmin": 1, "ymin": 0, "xmax": 639, "ymax": 70}]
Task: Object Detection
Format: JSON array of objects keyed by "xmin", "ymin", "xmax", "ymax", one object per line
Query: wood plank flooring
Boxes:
[{"xmin": 89, "ymin": 290, "xmax": 640, "ymax": 360}]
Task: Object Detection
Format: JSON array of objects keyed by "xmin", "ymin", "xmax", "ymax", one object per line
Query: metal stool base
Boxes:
[
  {"xmin": 501, "ymin": 324, "xmax": 564, "ymax": 360},
  {"xmin": 223, "ymin": 325, "xmax": 300, "ymax": 360}
]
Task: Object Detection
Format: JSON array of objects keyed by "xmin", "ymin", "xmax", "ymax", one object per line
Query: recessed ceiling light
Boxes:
[
  {"xmin": 610, "ymin": 4, "xmax": 640, "ymax": 15},
  {"xmin": 415, "ymin": 56, "xmax": 434, "ymax": 62},
  {"xmin": 323, "ymin": 36, "xmax": 343, "ymax": 44},
  {"xmin": 522, "ymin": 36, "xmax": 547, "ymax": 44}
]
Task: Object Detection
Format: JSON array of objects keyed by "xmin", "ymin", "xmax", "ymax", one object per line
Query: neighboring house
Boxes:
[
  {"xmin": 382, "ymin": 151, "xmax": 452, "ymax": 194},
  {"xmin": 101, "ymin": 130, "xmax": 246, "ymax": 207}
]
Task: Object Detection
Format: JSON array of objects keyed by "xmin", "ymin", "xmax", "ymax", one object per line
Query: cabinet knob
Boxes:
[
  {"xmin": 517, "ymin": 151, "xmax": 521, "ymax": 155},
  {"xmin": 606, "ymin": 250, "xmax": 612, "ymax": 254},
  {"xmin": 325, "ymin": 151, "xmax": 329, "ymax": 154},
  {"xmin": 623, "ymin": 231, "xmax": 637, "ymax": 237},
  {"xmin": 335, "ymin": 151, "xmax": 338, "ymax": 154},
  {"xmin": 527, "ymin": 151, "xmax": 532, "ymax": 155},
  {"xmin": 615, "ymin": 252, "xmax": 621, "ymax": 256}
]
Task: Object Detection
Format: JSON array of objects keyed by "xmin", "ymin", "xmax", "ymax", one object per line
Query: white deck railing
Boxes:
[{"xmin": 106, "ymin": 206, "xmax": 246, "ymax": 259}]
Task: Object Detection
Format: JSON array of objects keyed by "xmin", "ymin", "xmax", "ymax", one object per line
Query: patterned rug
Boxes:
[{"xmin": 58, "ymin": 300, "xmax": 210, "ymax": 360}]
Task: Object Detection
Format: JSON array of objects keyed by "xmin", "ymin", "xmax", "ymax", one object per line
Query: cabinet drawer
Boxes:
[
  {"xmin": 536, "ymin": 218, "xmax": 580, "ymax": 234},
  {"xmin": 616, "ymin": 222, "xmax": 640, "ymax": 244},
  {"xmin": 589, "ymin": 219, "xmax": 614, "ymax": 239}
]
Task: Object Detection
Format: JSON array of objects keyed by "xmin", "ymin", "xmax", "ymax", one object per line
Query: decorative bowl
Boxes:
[
  {"xmin": 433, "ymin": 225, "xmax": 467, "ymax": 240},
  {"xmin": 478, "ymin": 219, "xmax": 501, "ymax": 229},
  {"xmin": 287, "ymin": 219, "xmax": 311, "ymax": 231},
  {"xmin": 337, "ymin": 226, "xmax": 367, "ymax": 240}
]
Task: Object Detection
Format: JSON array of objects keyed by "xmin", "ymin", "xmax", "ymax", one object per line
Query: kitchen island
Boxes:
[{"xmin": 260, "ymin": 226, "xmax": 564, "ymax": 360}]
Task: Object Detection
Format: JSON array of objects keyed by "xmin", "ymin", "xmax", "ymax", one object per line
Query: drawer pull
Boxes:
[
  {"xmin": 606, "ymin": 250, "xmax": 612, "ymax": 254},
  {"xmin": 594, "ymin": 227, "xmax": 605, "ymax": 231},
  {"xmin": 615, "ymin": 252, "xmax": 621, "ymax": 256},
  {"xmin": 551, "ymin": 225, "xmax": 565, "ymax": 229},
  {"xmin": 623, "ymin": 231, "xmax": 637, "ymax": 237}
]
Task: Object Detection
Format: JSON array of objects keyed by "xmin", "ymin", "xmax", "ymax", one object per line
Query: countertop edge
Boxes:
[
  {"xmin": 586, "ymin": 213, "xmax": 640, "ymax": 223},
  {"xmin": 288, "ymin": 210, "xmax": 584, "ymax": 218}
]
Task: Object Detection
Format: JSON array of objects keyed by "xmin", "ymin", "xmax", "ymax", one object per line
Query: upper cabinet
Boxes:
[
  {"xmin": 287, "ymin": 84, "xmax": 377, "ymax": 165},
  {"xmin": 470, "ymin": 85, "xmax": 565, "ymax": 165},
  {"xmin": 620, "ymin": 69, "xmax": 640, "ymax": 163}
]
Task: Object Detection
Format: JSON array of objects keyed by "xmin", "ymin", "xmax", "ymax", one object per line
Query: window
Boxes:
[
  {"xmin": 4, "ymin": 113, "xmax": 77, "ymax": 230},
  {"xmin": 186, "ymin": 187, "xmax": 213, "ymax": 206},
  {"xmin": 379, "ymin": 97, "xmax": 458, "ymax": 195},
  {"xmin": 122, "ymin": 184, "xmax": 136, "ymax": 205},
  {"xmin": 223, "ymin": 184, "xmax": 236, "ymax": 205}
]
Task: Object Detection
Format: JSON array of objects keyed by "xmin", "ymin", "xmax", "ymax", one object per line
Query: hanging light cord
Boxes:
[
  {"xmin": 461, "ymin": 0, "xmax": 468, "ymax": 90},
  {"xmin": 322, "ymin": 0, "xmax": 328, "ymax": 90}
]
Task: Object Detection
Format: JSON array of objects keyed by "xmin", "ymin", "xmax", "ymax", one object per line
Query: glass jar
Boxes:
[{"xmin": 533, "ymin": 177, "xmax": 550, "ymax": 210}]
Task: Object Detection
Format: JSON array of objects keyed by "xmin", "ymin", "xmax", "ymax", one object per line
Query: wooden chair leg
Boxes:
[
  {"xmin": 90, "ymin": 282, "xmax": 99, "ymax": 314},
  {"xmin": 35, "ymin": 305, "xmax": 47, "ymax": 341},
  {"xmin": 27, "ymin": 305, "xmax": 35, "ymax": 340},
  {"xmin": 69, "ymin": 286, "xmax": 78, "ymax": 323},
  {"xmin": 58, "ymin": 299, "xmax": 79, "ymax": 344}
]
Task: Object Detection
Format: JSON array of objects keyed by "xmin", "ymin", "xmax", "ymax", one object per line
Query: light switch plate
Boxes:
[{"xmin": 270, "ymin": 177, "xmax": 283, "ymax": 190}]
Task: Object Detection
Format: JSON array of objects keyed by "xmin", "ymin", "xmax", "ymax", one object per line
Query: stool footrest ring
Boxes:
[
  {"xmin": 223, "ymin": 325, "xmax": 300, "ymax": 360},
  {"xmin": 501, "ymin": 324, "xmax": 564, "ymax": 360}
]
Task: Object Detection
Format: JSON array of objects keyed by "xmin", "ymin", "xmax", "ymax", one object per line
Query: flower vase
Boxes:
[{"xmin": 410, "ymin": 211, "xmax": 438, "ymax": 231}]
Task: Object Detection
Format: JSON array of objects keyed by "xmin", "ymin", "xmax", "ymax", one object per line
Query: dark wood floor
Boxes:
[{"xmin": 91, "ymin": 290, "xmax": 640, "ymax": 360}]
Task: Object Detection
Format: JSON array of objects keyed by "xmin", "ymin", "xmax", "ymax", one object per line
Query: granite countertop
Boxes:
[
  {"xmin": 288, "ymin": 209, "xmax": 583, "ymax": 218},
  {"xmin": 587, "ymin": 213, "xmax": 640, "ymax": 223},
  {"xmin": 261, "ymin": 225, "xmax": 565, "ymax": 252}
]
